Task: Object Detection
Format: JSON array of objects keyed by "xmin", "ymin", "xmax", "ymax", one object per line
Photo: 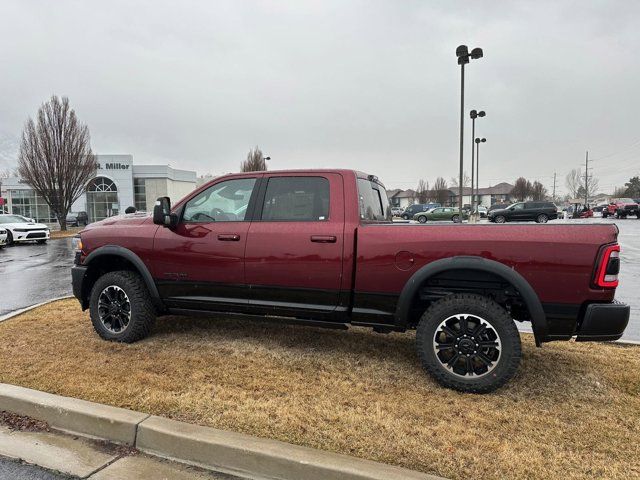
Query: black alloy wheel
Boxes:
[
  {"xmin": 97, "ymin": 285, "xmax": 132, "ymax": 334},
  {"xmin": 416, "ymin": 293, "xmax": 522, "ymax": 393}
]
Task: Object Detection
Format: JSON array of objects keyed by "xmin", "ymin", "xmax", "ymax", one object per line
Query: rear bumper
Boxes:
[
  {"xmin": 575, "ymin": 302, "xmax": 630, "ymax": 342},
  {"xmin": 71, "ymin": 265, "xmax": 89, "ymax": 309}
]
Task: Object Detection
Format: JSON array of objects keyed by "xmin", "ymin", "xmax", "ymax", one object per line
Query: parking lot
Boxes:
[
  {"xmin": 0, "ymin": 238, "xmax": 75, "ymax": 317},
  {"xmin": 1, "ymin": 221, "xmax": 638, "ymax": 341}
]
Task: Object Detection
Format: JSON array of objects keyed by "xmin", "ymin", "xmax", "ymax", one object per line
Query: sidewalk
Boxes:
[{"xmin": 0, "ymin": 423, "xmax": 239, "ymax": 479}]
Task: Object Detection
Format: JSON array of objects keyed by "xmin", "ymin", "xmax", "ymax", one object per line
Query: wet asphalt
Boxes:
[
  {"xmin": 0, "ymin": 224, "xmax": 638, "ymax": 341},
  {"xmin": 0, "ymin": 237, "xmax": 74, "ymax": 317},
  {"xmin": 0, "ymin": 456, "xmax": 74, "ymax": 479}
]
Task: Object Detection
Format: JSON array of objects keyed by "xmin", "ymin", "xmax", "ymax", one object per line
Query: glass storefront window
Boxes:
[
  {"xmin": 87, "ymin": 177, "xmax": 119, "ymax": 222},
  {"xmin": 8, "ymin": 189, "xmax": 56, "ymax": 222},
  {"xmin": 134, "ymin": 178, "xmax": 147, "ymax": 212}
]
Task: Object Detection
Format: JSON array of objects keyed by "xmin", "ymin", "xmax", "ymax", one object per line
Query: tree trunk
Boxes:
[{"xmin": 58, "ymin": 216, "xmax": 67, "ymax": 231}]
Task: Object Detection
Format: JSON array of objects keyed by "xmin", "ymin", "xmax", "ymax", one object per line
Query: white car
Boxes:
[{"xmin": 0, "ymin": 214, "xmax": 50, "ymax": 245}]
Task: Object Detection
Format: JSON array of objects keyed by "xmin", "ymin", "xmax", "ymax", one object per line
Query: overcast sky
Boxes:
[{"xmin": 1, "ymin": 0, "xmax": 639, "ymax": 195}]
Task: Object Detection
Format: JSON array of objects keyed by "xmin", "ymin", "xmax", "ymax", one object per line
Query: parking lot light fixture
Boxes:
[{"xmin": 456, "ymin": 45, "xmax": 484, "ymax": 213}]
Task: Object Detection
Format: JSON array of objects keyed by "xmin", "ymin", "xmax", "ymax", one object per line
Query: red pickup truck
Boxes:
[{"xmin": 71, "ymin": 170, "xmax": 629, "ymax": 393}]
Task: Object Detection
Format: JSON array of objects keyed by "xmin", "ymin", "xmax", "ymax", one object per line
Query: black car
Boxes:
[
  {"xmin": 487, "ymin": 201, "xmax": 558, "ymax": 224},
  {"xmin": 488, "ymin": 203, "xmax": 510, "ymax": 212},
  {"xmin": 66, "ymin": 211, "xmax": 89, "ymax": 227},
  {"xmin": 401, "ymin": 204, "xmax": 431, "ymax": 220}
]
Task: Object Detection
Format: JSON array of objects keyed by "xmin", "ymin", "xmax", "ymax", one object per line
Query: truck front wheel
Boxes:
[
  {"xmin": 416, "ymin": 293, "xmax": 522, "ymax": 393},
  {"xmin": 89, "ymin": 270, "xmax": 156, "ymax": 343}
]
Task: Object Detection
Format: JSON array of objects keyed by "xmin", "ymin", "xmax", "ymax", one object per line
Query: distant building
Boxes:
[
  {"xmin": 387, "ymin": 182, "xmax": 515, "ymax": 210},
  {"xmin": 0, "ymin": 154, "xmax": 197, "ymax": 224},
  {"xmin": 388, "ymin": 189, "xmax": 417, "ymax": 209}
]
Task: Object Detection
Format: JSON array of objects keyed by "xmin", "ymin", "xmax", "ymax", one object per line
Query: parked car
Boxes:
[
  {"xmin": 473, "ymin": 205, "xmax": 488, "ymax": 218},
  {"xmin": 0, "ymin": 227, "xmax": 7, "ymax": 248},
  {"xmin": 66, "ymin": 211, "xmax": 89, "ymax": 227},
  {"xmin": 390, "ymin": 206, "xmax": 403, "ymax": 217},
  {"xmin": 71, "ymin": 169, "xmax": 629, "ymax": 393},
  {"xmin": 0, "ymin": 214, "xmax": 50, "ymax": 245},
  {"xmin": 488, "ymin": 203, "xmax": 510, "ymax": 212},
  {"xmin": 487, "ymin": 201, "xmax": 558, "ymax": 224},
  {"xmin": 400, "ymin": 203, "xmax": 429, "ymax": 220},
  {"xmin": 414, "ymin": 207, "xmax": 467, "ymax": 223},
  {"xmin": 602, "ymin": 198, "xmax": 639, "ymax": 219}
]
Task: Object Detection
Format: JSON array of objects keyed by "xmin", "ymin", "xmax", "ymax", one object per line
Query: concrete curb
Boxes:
[
  {"xmin": 0, "ymin": 384, "xmax": 443, "ymax": 480},
  {"xmin": 0, "ymin": 384, "xmax": 148, "ymax": 445},
  {"xmin": 0, "ymin": 296, "xmax": 74, "ymax": 323}
]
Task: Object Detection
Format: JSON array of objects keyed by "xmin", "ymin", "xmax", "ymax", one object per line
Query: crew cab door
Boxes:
[
  {"xmin": 244, "ymin": 173, "xmax": 344, "ymax": 317},
  {"xmin": 151, "ymin": 176, "xmax": 260, "ymax": 311}
]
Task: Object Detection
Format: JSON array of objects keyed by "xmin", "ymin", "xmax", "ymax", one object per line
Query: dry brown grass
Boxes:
[
  {"xmin": 0, "ymin": 299, "xmax": 638, "ymax": 479},
  {"xmin": 50, "ymin": 227, "xmax": 82, "ymax": 239}
]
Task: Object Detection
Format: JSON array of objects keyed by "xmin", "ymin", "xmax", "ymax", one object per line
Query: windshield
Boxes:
[{"xmin": 0, "ymin": 215, "xmax": 28, "ymax": 223}]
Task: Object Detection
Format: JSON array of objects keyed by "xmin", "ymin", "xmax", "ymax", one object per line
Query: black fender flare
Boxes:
[
  {"xmin": 394, "ymin": 256, "xmax": 547, "ymax": 346},
  {"xmin": 83, "ymin": 245, "xmax": 164, "ymax": 311}
]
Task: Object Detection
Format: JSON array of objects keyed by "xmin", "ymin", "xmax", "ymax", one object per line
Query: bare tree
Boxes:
[
  {"xmin": 565, "ymin": 169, "xmax": 582, "ymax": 198},
  {"xmin": 450, "ymin": 171, "xmax": 471, "ymax": 188},
  {"xmin": 18, "ymin": 96, "xmax": 97, "ymax": 230},
  {"xmin": 565, "ymin": 168, "xmax": 599, "ymax": 199},
  {"xmin": 511, "ymin": 177, "xmax": 533, "ymax": 201},
  {"xmin": 240, "ymin": 146, "xmax": 268, "ymax": 172},
  {"xmin": 613, "ymin": 186, "xmax": 627, "ymax": 197},
  {"xmin": 416, "ymin": 179, "xmax": 429, "ymax": 204},
  {"xmin": 433, "ymin": 177, "xmax": 449, "ymax": 205},
  {"xmin": 531, "ymin": 181, "xmax": 548, "ymax": 201}
]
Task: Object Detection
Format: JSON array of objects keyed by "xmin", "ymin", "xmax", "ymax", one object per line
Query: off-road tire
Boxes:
[
  {"xmin": 494, "ymin": 215, "xmax": 506, "ymax": 224},
  {"xmin": 416, "ymin": 293, "xmax": 522, "ymax": 393},
  {"xmin": 89, "ymin": 270, "xmax": 156, "ymax": 343},
  {"xmin": 418, "ymin": 215, "xmax": 427, "ymax": 223},
  {"xmin": 536, "ymin": 214, "xmax": 548, "ymax": 223}
]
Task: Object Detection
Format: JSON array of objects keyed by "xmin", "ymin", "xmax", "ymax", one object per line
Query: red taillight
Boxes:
[{"xmin": 595, "ymin": 244, "xmax": 620, "ymax": 288}]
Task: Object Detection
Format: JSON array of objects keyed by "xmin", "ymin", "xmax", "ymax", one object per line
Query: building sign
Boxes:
[{"xmin": 97, "ymin": 162, "xmax": 130, "ymax": 170}]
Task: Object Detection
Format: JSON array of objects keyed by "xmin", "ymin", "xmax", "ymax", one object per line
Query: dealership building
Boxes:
[{"xmin": 0, "ymin": 155, "xmax": 197, "ymax": 224}]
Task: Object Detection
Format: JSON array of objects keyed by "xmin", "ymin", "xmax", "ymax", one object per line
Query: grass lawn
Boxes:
[
  {"xmin": 50, "ymin": 227, "xmax": 82, "ymax": 239},
  {"xmin": 0, "ymin": 299, "xmax": 638, "ymax": 479}
]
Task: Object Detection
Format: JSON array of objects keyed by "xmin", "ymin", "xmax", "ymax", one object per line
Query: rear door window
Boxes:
[
  {"xmin": 260, "ymin": 176, "xmax": 330, "ymax": 221},
  {"xmin": 358, "ymin": 178, "xmax": 391, "ymax": 222}
]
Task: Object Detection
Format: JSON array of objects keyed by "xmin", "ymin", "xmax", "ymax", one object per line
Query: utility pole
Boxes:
[
  {"xmin": 584, "ymin": 150, "xmax": 589, "ymax": 207},
  {"xmin": 552, "ymin": 172, "xmax": 557, "ymax": 200}
]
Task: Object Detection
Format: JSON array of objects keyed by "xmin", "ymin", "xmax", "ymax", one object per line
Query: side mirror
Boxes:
[{"xmin": 153, "ymin": 197, "xmax": 178, "ymax": 228}]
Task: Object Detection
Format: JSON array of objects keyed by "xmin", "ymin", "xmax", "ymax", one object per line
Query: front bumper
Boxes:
[
  {"xmin": 71, "ymin": 265, "xmax": 89, "ymax": 308},
  {"xmin": 576, "ymin": 302, "xmax": 630, "ymax": 342},
  {"xmin": 13, "ymin": 230, "xmax": 50, "ymax": 242}
]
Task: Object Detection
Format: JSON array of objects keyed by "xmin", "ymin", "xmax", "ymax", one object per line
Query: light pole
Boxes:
[
  {"xmin": 456, "ymin": 45, "xmax": 483, "ymax": 213},
  {"xmin": 470, "ymin": 109, "xmax": 486, "ymax": 217},
  {"xmin": 475, "ymin": 137, "xmax": 486, "ymax": 211}
]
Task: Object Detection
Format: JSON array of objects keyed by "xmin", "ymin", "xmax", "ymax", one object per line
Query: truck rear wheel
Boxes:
[
  {"xmin": 416, "ymin": 293, "xmax": 522, "ymax": 393},
  {"xmin": 89, "ymin": 270, "xmax": 156, "ymax": 343}
]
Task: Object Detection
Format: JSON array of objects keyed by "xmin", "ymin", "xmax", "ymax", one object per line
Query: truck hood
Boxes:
[{"xmin": 83, "ymin": 213, "xmax": 152, "ymax": 230}]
